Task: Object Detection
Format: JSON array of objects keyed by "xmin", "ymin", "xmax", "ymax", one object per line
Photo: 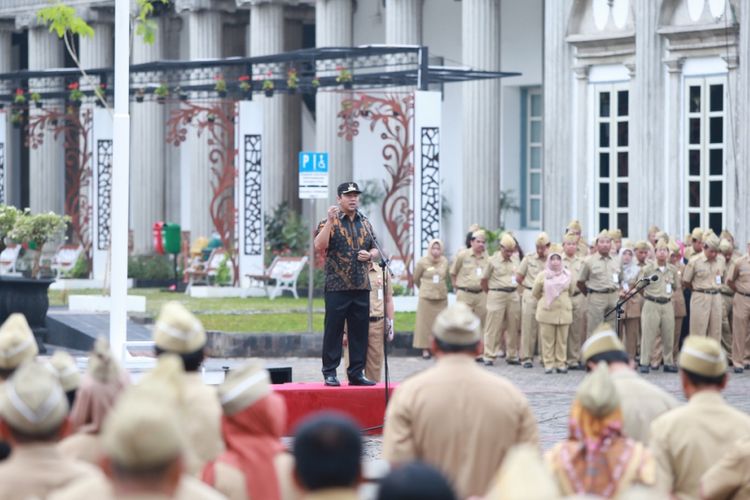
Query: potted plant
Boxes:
[
  {"xmin": 9, "ymin": 210, "xmax": 69, "ymax": 279},
  {"xmin": 262, "ymin": 72, "xmax": 275, "ymax": 98},
  {"xmin": 135, "ymin": 88, "xmax": 145, "ymax": 103},
  {"xmin": 336, "ymin": 66, "xmax": 353, "ymax": 89},
  {"xmin": 154, "ymin": 82, "xmax": 169, "ymax": 103},
  {"xmin": 30, "ymin": 92, "xmax": 42, "ymax": 108},
  {"xmin": 310, "ymin": 76, "xmax": 321, "ymax": 94},
  {"xmin": 238, "ymin": 75, "xmax": 251, "ymax": 97},
  {"xmin": 13, "ymin": 88, "xmax": 26, "ymax": 105},
  {"xmin": 207, "ymin": 113, "xmax": 216, "ymax": 123},
  {"xmin": 68, "ymin": 81, "xmax": 83, "ymax": 103},
  {"xmin": 214, "ymin": 74, "xmax": 227, "ymax": 97},
  {"xmin": 174, "ymin": 86, "xmax": 189, "ymax": 101},
  {"xmin": 0, "ymin": 205, "xmax": 20, "ymax": 252},
  {"xmin": 95, "ymin": 83, "xmax": 107, "ymax": 107},
  {"xmin": 10, "ymin": 111, "xmax": 22, "ymax": 128},
  {"xmin": 286, "ymin": 68, "xmax": 299, "ymax": 93}
]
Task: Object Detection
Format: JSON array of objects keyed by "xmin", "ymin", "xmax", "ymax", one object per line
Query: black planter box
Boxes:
[{"xmin": 0, "ymin": 277, "xmax": 54, "ymax": 353}]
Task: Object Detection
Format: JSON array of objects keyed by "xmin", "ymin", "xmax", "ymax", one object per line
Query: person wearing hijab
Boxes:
[
  {"xmin": 545, "ymin": 363, "xmax": 655, "ymax": 498},
  {"xmin": 532, "ymin": 245, "xmax": 576, "ymax": 373},
  {"xmin": 413, "ymin": 239, "xmax": 449, "ymax": 359},
  {"xmin": 58, "ymin": 338, "xmax": 129, "ymax": 464},
  {"xmin": 202, "ymin": 361, "xmax": 294, "ymax": 500}
]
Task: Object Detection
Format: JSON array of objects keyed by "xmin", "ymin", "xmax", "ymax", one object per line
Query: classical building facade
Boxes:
[{"xmin": 0, "ymin": 0, "xmax": 747, "ymax": 261}]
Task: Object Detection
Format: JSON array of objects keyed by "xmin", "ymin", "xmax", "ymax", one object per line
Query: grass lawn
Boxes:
[{"xmin": 49, "ymin": 288, "xmax": 416, "ymax": 333}]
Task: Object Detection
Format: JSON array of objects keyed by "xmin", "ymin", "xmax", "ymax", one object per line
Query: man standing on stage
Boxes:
[{"xmin": 314, "ymin": 181, "xmax": 377, "ymax": 387}]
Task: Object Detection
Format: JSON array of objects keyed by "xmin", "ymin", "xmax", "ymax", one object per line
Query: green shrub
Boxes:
[
  {"xmin": 296, "ymin": 266, "xmax": 325, "ymax": 290},
  {"xmin": 65, "ymin": 254, "xmax": 90, "ymax": 278},
  {"xmin": 264, "ymin": 202, "xmax": 309, "ymax": 263},
  {"xmin": 215, "ymin": 257, "xmax": 231, "ymax": 286},
  {"xmin": 128, "ymin": 254, "xmax": 174, "ymax": 280}
]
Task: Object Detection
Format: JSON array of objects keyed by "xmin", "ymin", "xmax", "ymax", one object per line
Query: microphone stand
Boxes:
[
  {"xmin": 358, "ymin": 211, "xmax": 394, "ymax": 406},
  {"xmin": 604, "ymin": 279, "xmax": 653, "ymax": 339}
]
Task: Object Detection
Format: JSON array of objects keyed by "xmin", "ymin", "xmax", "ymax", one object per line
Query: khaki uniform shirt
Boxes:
[
  {"xmin": 531, "ymin": 273, "xmax": 576, "ymax": 325},
  {"xmin": 578, "ymin": 253, "xmax": 622, "ymax": 292},
  {"xmin": 57, "ymin": 432, "xmax": 101, "ymax": 465},
  {"xmin": 610, "ymin": 370, "xmax": 680, "ymax": 444},
  {"xmin": 673, "ymin": 262, "xmax": 688, "ymax": 317},
  {"xmin": 383, "ymin": 355, "xmax": 539, "ymax": 499},
  {"xmin": 517, "ymin": 254, "xmax": 546, "ymax": 290},
  {"xmin": 450, "ymin": 249, "xmax": 489, "ymax": 290},
  {"xmin": 483, "ymin": 253, "xmax": 520, "ymax": 290},
  {"xmin": 639, "ymin": 262, "xmax": 678, "ymax": 300},
  {"xmin": 0, "ymin": 443, "xmax": 105, "ymax": 500},
  {"xmin": 183, "ymin": 373, "xmax": 224, "ymax": 475},
  {"xmin": 368, "ymin": 263, "xmax": 389, "ymax": 317},
  {"xmin": 683, "ymin": 254, "xmax": 726, "ymax": 291},
  {"xmin": 50, "ymin": 473, "xmax": 227, "ymax": 500},
  {"xmin": 576, "ymin": 239, "xmax": 589, "ymax": 258},
  {"xmin": 700, "ymin": 436, "xmax": 750, "ymax": 500},
  {"xmin": 650, "ymin": 391, "xmax": 750, "ymax": 499},
  {"xmin": 563, "ymin": 254, "xmax": 584, "ymax": 280},
  {"xmin": 728, "ymin": 255, "xmax": 750, "ymax": 295},
  {"xmin": 413, "ymin": 256, "xmax": 449, "ymax": 300},
  {"xmin": 721, "ymin": 254, "xmax": 739, "ymax": 295}
]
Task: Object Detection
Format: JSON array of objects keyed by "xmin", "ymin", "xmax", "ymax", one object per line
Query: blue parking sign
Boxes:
[{"xmin": 299, "ymin": 152, "xmax": 329, "ymax": 199}]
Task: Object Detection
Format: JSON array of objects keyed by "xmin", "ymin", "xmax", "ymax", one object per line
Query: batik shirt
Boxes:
[{"xmin": 317, "ymin": 212, "xmax": 374, "ymax": 292}]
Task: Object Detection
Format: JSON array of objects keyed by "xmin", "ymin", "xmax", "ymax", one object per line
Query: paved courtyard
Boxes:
[{"xmin": 205, "ymin": 355, "xmax": 750, "ymax": 456}]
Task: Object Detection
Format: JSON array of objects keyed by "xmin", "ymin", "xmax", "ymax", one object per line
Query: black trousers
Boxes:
[{"xmin": 322, "ymin": 290, "xmax": 369, "ymax": 379}]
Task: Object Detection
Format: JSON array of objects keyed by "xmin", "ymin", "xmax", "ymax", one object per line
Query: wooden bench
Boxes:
[
  {"xmin": 50, "ymin": 244, "xmax": 83, "ymax": 277},
  {"xmin": 183, "ymin": 248, "xmax": 227, "ymax": 294},
  {"xmin": 0, "ymin": 244, "xmax": 21, "ymax": 275},
  {"xmin": 246, "ymin": 256, "xmax": 308, "ymax": 299}
]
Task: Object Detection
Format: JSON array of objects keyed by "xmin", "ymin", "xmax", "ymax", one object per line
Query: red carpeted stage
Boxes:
[{"xmin": 273, "ymin": 383, "xmax": 397, "ymax": 435}]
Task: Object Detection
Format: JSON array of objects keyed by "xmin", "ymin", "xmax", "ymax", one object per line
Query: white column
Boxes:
[
  {"xmin": 28, "ymin": 26, "xmax": 65, "ymax": 214},
  {"xmin": 316, "ymin": 0, "xmax": 353, "ymax": 201},
  {"xmin": 723, "ymin": 55, "xmax": 739, "ymax": 235},
  {"xmin": 543, "ymin": 0, "xmax": 574, "ymax": 238},
  {"xmin": 184, "ymin": 8, "xmax": 223, "ymax": 240},
  {"xmin": 79, "ymin": 22, "xmax": 113, "ymax": 69},
  {"xmin": 250, "ymin": 1, "xmax": 285, "ymax": 214},
  {"xmin": 738, "ymin": 4, "xmax": 750, "ymax": 246},
  {"xmin": 461, "ymin": 0, "xmax": 501, "ymax": 229},
  {"xmin": 632, "ymin": 0, "xmax": 663, "ymax": 236},
  {"xmin": 385, "ymin": 0, "xmax": 422, "ymax": 45},
  {"xmin": 664, "ymin": 58, "xmax": 684, "ymax": 235},
  {"xmin": 572, "ymin": 65, "xmax": 590, "ymax": 231},
  {"xmin": 130, "ymin": 17, "xmax": 165, "ymax": 254},
  {"xmin": 0, "ymin": 23, "xmax": 12, "ymax": 206}
]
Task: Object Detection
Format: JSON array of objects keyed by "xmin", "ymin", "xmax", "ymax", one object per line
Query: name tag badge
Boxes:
[
  {"xmin": 476, "ymin": 267, "xmax": 482, "ymax": 278},
  {"xmin": 716, "ymin": 275, "xmax": 722, "ymax": 285},
  {"xmin": 612, "ymin": 273, "xmax": 619, "ymax": 284},
  {"xmin": 511, "ymin": 275, "xmax": 518, "ymax": 286},
  {"xmin": 666, "ymin": 283, "xmax": 673, "ymax": 294},
  {"xmin": 377, "ymin": 289, "xmax": 383, "ymax": 301},
  {"xmin": 432, "ymin": 274, "xmax": 440, "ymax": 284}
]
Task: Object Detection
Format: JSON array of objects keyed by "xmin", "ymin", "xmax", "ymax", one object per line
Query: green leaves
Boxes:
[
  {"xmin": 37, "ymin": 3, "xmax": 95, "ymax": 39},
  {"xmin": 135, "ymin": 0, "xmax": 168, "ymax": 45}
]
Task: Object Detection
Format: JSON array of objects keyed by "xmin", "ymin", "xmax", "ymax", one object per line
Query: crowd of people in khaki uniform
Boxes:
[
  {"xmin": 0, "ymin": 223, "xmax": 748, "ymax": 498},
  {"xmin": 412, "ymin": 219, "xmax": 750, "ymax": 378}
]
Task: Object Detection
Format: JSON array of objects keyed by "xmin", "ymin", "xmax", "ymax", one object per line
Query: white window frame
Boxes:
[
  {"xmin": 684, "ymin": 75, "xmax": 726, "ymax": 234},
  {"xmin": 593, "ymin": 83, "xmax": 630, "ymax": 237},
  {"xmin": 525, "ymin": 88, "xmax": 543, "ymax": 229}
]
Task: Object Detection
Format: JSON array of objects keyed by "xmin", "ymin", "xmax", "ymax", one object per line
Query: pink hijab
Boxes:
[{"xmin": 543, "ymin": 251, "xmax": 571, "ymax": 307}]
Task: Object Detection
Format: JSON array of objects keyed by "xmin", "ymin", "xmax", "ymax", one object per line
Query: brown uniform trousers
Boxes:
[
  {"xmin": 578, "ymin": 253, "xmax": 621, "ymax": 337},
  {"xmin": 671, "ymin": 264, "xmax": 688, "ymax": 363},
  {"xmin": 683, "ymin": 254, "xmax": 725, "ymax": 340},
  {"xmin": 700, "ymin": 437, "xmax": 750, "ymax": 500},
  {"xmin": 729, "ymin": 256, "xmax": 750, "ymax": 368},
  {"xmin": 532, "ymin": 274, "xmax": 575, "ymax": 370},
  {"xmin": 383, "ymin": 355, "xmax": 539, "ymax": 499},
  {"xmin": 650, "ymin": 391, "xmax": 750, "ymax": 499},
  {"xmin": 563, "ymin": 255, "xmax": 586, "ymax": 367},
  {"xmin": 518, "ymin": 255, "xmax": 546, "ymax": 363},
  {"xmin": 639, "ymin": 263, "xmax": 678, "ymax": 367}
]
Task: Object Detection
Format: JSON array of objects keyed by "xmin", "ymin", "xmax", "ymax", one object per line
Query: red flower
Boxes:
[
  {"xmin": 67, "ymin": 82, "xmax": 79, "ymax": 90},
  {"xmin": 214, "ymin": 74, "xmax": 224, "ymax": 81},
  {"xmin": 99, "ymin": 82, "xmax": 107, "ymax": 89},
  {"xmin": 15, "ymin": 88, "xmax": 24, "ymax": 96},
  {"xmin": 238, "ymin": 75, "xmax": 250, "ymax": 82}
]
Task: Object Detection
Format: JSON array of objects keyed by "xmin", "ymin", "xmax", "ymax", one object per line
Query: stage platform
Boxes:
[{"xmin": 273, "ymin": 383, "xmax": 397, "ymax": 436}]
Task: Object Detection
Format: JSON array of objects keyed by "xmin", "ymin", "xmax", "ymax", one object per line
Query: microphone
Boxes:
[{"xmin": 639, "ymin": 274, "xmax": 659, "ymax": 283}]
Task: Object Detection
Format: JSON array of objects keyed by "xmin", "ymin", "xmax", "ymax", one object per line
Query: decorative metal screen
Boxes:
[
  {"xmin": 0, "ymin": 143, "xmax": 5, "ymax": 205},
  {"xmin": 420, "ymin": 127, "xmax": 440, "ymax": 255},
  {"xmin": 244, "ymin": 134, "xmax": 262, "ymax": 256},
  {"xmin": 96, "ymin": 139, "xmax": 113, "ymax": 250}
]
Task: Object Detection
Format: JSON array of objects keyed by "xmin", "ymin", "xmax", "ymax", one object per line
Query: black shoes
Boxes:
[
  {"xmin": 663, "ymin": 365, "xmax": 678, "ymax": 373},
  {"xmin": 557, "ymin": 368, "xmax": 568, "ymax": 374},
  {"xmin": 324, "ymin": 375, "xmax": 340, "ymax": 387},
  {"xmin": 734, "ymin": 367, "xmax": 744, "ymax": 374},
  {"xmin": 349, "ymin": 375, "xmax": 376, "ymax": 386},
  {"xmin": 567, "ymin": 363, "xmax": 583, "ymax": 371},
  {"xmin": 506, "ymin": 358, "xmax": 521, "ymax": 366},
  {"xmin": 483, "ymin": 359, "xmax": 494, "ymax": 366},
  {"xmin": 522, "ymin": 361, "xmax": 533, "ymax": 369},
  {"xmin": 639, "ymin": 365, "xmax": 650, "ymax": 374}
]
